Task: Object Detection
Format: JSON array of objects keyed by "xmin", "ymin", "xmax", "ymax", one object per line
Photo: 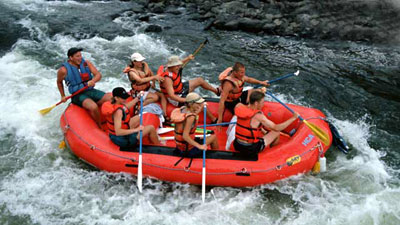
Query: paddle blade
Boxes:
[
  {"xmin": 312, "ymin": 161, "xmax": 321, "ymax": 174},
  {"xmin": 59, "ymin": 140, "xmax": 66, "ymax": 149},
  {"xmin": 303, "ymin": 120, "xmax": 330, "ymax": 146},
  {"xmin": 39, "ymin": 104, "xmax": 56, "ymax": 115}
]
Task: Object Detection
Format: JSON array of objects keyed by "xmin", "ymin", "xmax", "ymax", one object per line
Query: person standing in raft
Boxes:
[
  {"xmin": 171, "ymin": 92, "xmax": 218, "ymax": 157},
  {"xmin": 101, "ymin": 87, "xmax": 160, "ymax": 148},
  {"xmin": 123, "ymin": 52, "xmax": 168, "ymax": 116},
  {"xmin": 217, "ymin": 62, "xmax": 270, "ymax": 125},
  {"xmin": 159, "ymin": 55, "xmax": 220, "ymax": 122},
  {"xmin": 234, "ymin": 91, "xmax": 299, "ymax": 157},
  {"xmin": 57, "ymin": 47, "xmax": 112, "ymax": 127}
]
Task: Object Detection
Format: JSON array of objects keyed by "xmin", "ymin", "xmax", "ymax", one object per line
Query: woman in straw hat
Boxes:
[{"xmin": 170, "ymin": 92, "xmax": 218, "ymax": 157}]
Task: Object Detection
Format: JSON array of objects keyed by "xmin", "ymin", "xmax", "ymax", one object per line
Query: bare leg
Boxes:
[
  {"xmin": 82, "ymin": 98, "xmax": 101, "ymax": 127},
  {"xmin": 97, "ymin": 93, "xmax": 112, "ymax": 105},
  {"xmin": 263, "ymin": 131, "xmax": 280, "ymax": 147},
  {"xmin": 189, "ymin": 78, "xmax": 218, "ymax": 94},
  {"xmin": 140, "ymin": 125, "xmax": 160, "ymax": 145},
  {"xmin": 156, "ymin": 92, "xmax": 168, "ymax": 117},
  {"xmin": 205, "ymin": 134, "xmax": 219, "ymax": 149},
  {"xmin": 206, "ymin": 108, "xmax": 216, "ymax": 122},
  {"xmin": 129, "ymin": 115, "xmax": 140, "ymax": 128}
]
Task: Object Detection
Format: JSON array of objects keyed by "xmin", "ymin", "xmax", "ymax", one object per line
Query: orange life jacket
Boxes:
[
  {"xmin": 234, "ymin": 104, "xmax": 262, "ymax": 143},
  {"xmin": 219, "ymin": 67, "xmax": 244, "ymax": 102},
  {"xmin": 159, "ymin": 65, "xmax": 184, "ymax": 97},
  {"xmin": 123, "ymin": 65, "xmax": 151, "ymax": 94},
  {"xmin": 101, "ymin": 101, "xmax": 131, "ymax": 135},
  {"xmin": 171, "ymin": 107, "xmax": 198, "ymax": 151}
]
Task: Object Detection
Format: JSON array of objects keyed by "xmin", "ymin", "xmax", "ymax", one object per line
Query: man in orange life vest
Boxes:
[
  {"xmin": 234, "ymin": 91, "xmax": 299, "ymax": 157},
  {"xmin": 57, "ymin": 48, "xmax": 112, "ymax": 127},
  {"xmin": 159, "ymin": 55, "xmax": 220, "ymax": 121},
  {"xmin": 217, "ymin": 62, "xmax": 270, "ymax": 125}
]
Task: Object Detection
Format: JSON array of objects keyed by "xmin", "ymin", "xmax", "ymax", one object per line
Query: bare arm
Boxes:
[
  {"xmin": 217, "ymin": 81, "xmax": 234, "ymax": 123},
  {"xmin": 181, "ymin": 54, "xmax": 194, "ymax": 65},
  {"xmin": 57, "ymin": 67, "xmax": 67, "ymax": 101},
  {"xmin": 182, "ymin": 116, "xmax": 203, "ymax": 149},
  {"xmin": 244, "ymin": 76, "xmax": 269, "ymax": 86},
  {"xmin": 163, "ymin": 77, "xmax": 186, "ymax": 103},
  {"xmin": 113, "ymin": 109, "xmax": 142, "ymax": 136},
  {"xmin": 256, "ymin": 113, "xmax": 299, "ymax": 132},
  {"xmin": 125, "ymin": 97, "xmax": 139, "ymax": 110},
  {"xmin": 128, "ymin": 71, "xmax": 156, "ymax": 84},
  {"xmin": 143, "ymin": 62, "xmax": 157, "ymax": 87},
  {"xmin": 86, "ymin": 60, "xmax": 101, "ymax": 86}
]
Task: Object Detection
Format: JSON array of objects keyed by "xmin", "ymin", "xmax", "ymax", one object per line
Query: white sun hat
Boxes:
[{"xmin": 130, "ymin": 52, "xmax": 146, "ymax": 62}]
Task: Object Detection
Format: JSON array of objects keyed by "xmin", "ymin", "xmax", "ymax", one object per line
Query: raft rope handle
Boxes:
[
  {"xmin": 63, "ymin": 125, "xmax": 70, "ymax": 134},
  {"xmin": 317, "ymin": 142, "xmax": 324, "ymax": 157}
]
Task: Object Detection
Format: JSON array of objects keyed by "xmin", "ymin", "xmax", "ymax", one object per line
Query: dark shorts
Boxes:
[
  {"xmin": 233, "ymin": 138, "xmax": 265, "ymax": 157},
  {"xmin": 168, "ymin": 81, "xmax": 190, "ymax": 107},
  {"xmin": 109, "ymin": 133, "xmax": 138, "ymax": 148},
  {"xmin": 176, "ymin": 137, "xmax": 203, "ymax": 157},
  {"xmin": 181, "ymin": 81, "xmax": 190, "ymax": 97},
  {"xmin": 224, "ymin": 90, "xmax": 249, "ymax": 114},
  {"xmin": 71, "ymin": 88, "xmax": 106, "ymax": 107}
]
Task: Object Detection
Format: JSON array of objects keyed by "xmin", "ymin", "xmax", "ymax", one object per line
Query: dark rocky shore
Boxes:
[{"xmin": 132, "ymin": 0, "xmax": 400, "ymax": 44}]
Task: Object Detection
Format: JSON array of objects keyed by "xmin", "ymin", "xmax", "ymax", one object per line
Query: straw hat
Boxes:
[
  {"xmin": 185, "ymin": 92, "xmax": 205, "ymax": 104},
  {"xmin": 166, "ymin": 55, "xmax": 183, "ymax": 67}
]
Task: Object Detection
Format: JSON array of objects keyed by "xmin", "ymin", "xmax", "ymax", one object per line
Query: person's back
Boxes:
[{"xmin": 233, "ymin": 91, "xmax": 299, "ymax": 157}]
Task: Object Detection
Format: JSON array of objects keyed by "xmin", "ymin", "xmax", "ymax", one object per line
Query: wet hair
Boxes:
[
  {"xmin": 249, "ymin": 91, "xmax": 265, "ymax": 104},
  {"xmin": 232, "ymin": 62, "xmax": 245, "ymax": 72}
]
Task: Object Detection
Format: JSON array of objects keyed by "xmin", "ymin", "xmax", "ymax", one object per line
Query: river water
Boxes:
[{"xmin": 0, "ymin": 1, "xmax": 399, "ymax": 224}]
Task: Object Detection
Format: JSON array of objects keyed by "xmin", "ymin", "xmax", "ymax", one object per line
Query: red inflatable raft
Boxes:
[{"xmin": 60, "ymin": 98, "xmax": 332, "ymax": 187}]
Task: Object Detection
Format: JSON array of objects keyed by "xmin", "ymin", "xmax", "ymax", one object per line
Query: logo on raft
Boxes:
[
  {"xmin": 286, "ymin": 155, "xmax": 301, "ymax": 166},
  {"xmin": 302, "ymin": 134, "xmax": 314, "ymax": 146}
]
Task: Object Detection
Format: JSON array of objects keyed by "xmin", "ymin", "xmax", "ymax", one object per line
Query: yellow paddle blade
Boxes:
[
  {"xmin": 58, "ymin": 140, "xmax": 66, "ymax": 149},
  {"xmin": 39, "ymin": 104, "xmax": 56, "ymax": 115},
  {"xmin": 303, "ymin": 120, "xmax": 330, "ymax": 146},
  {"xmin": 312, "ymin": 161, "xmax": 321, "ymax": 174}
]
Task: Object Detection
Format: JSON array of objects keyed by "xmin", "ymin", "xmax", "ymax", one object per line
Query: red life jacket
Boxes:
[
  {"xmin": 219, "ymin": 67, "xmax": 244, "ymax": 102},
  {"xmin": 123, "ymin": 65, "xmax": 151, "ymax": 95},
  {"xmin": 171, "ymin": 107, "xmax": 198, "ymax": 151},
  {"xmin": 159, "ymin": 65, "xmax": 184, "ymax": 97},
  {"xmin": 234, "ymin": 104, "xmax": 262, "ymax": 143},
  {"xmin": 101, "ymin": 101, "xmax": 131, "ymax": 135}
]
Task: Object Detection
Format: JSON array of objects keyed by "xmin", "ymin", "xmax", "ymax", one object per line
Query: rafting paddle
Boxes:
[
  {"xmin": 137, "ymin": 92, "xmax": 144, "ymax": 193},
  {"xmin": 181, "ymin": 38, "xmax": 209, "ymax": 68},
  {"xmin": 202, "ymin": 103, "xmax": 207, "ymax": 203},
  {"xmin": 39, "ymin": 86, "xmax": 89, "ymax": 115},
  {"xmin": 266, "ymin": 91, "xmax": 330, "ymax": 146}
]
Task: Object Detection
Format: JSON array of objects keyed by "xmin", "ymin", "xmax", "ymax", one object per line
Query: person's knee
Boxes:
[
  {"xmin": 83, "ymin": 100, "xmax": 98, "ymax": 112},
  {"xmin": 144, "ymin": 125, "xmax": 156, "ymax": 134},
  {"xmin": 197, "ymin": 77, "xmax": 205, "ymax": 84}
]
